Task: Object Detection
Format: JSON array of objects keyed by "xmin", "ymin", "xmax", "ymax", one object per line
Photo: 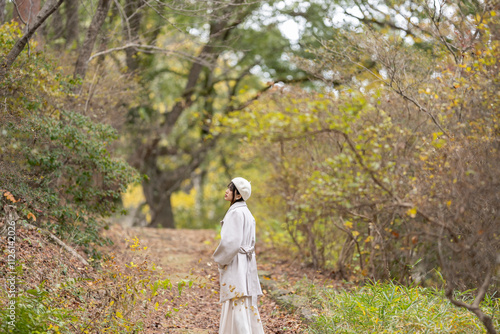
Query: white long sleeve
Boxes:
[{"xmin": 213, "ymin": 210, "xmax": 244, "ymax": 266}]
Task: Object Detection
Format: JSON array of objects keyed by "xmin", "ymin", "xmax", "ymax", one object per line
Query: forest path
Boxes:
[{"xmin": 101, "ymin": 224, "xmax": 307, "ymax": 333}]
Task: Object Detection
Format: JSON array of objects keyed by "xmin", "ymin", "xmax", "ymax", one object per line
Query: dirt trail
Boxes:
[{"xmin": 102, "ymin": 224, "xmax": 306, "ymax": 333}]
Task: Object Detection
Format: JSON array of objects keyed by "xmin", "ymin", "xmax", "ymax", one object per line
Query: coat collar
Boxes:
[
  {"xmin": 227, "ymin": 201, "xmax": 247, "ymax": 213},
  {"xmin": 221, "ymin": 201, "xmax": 248, "ymax": 226}
]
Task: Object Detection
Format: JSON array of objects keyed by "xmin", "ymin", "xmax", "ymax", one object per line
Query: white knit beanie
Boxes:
[{"xmin": 231, "ymin": 177, "xmax": 251, "ymax": 201}]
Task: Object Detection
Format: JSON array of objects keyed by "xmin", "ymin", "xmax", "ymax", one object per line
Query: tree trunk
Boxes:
[
  {"xmin": 140, "ymin": 150, "xmax": 176, "ymax": 229},
  {"xmin": 137, "ymin": 139, "xmax": 216, "ymax": 229},
  {"xmin": 123, "ymin": 0, "xmax": 142, "ymax": 72},
  {"xmin": 0, "ymin": 0, "xmax": 63, "ymax": 79},
  {"xmin": 148, "ymin": 193, "xmax": 175, "ymax": 229},
  {"xmin": 73, "ymin": 0, "xmax": 112, "ymax": 80},
  {"xmin": 142, "ymin": 169, "xmax": 177, "ymax": 229},
  {"xmin": 132, "ymin": 3, "xmax": 255, "ymax": 231},
  {"xmin": 13, "ymin": 0, "xmax": 41, "ymax": 31},
  {"xmin": 0, "ymin": 0, "xmax": 6, "ymax": 24},
  {"xmin": 133, "ymin": 21, "xmax": 231, "ymax": 221},
  {"xmin": 65, "ymin": 0, "xmax": 79, "ymax": 49}
]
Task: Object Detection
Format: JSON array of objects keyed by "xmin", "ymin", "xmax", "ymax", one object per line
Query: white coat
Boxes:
[{"xmin": 213, "ymin": 201, "xmax": 263, "ymax": 306}]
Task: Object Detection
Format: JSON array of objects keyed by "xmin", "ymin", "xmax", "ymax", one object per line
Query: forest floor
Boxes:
[
  {"xmin": 4, "ymin": 223, "xmax": 498, "ymax": 334},
  {"xmin": 100, "ymin": 224, "xmax": 339, "ymax": 333},
  {"xmin": 0, "ymin": 222, "xmax": 339, "ymax": 333}
]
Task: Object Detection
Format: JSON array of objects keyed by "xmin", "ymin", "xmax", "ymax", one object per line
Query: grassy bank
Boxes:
[{"xmin": 307, "ymin": 281, "xmax": 499, "ymax": 333}]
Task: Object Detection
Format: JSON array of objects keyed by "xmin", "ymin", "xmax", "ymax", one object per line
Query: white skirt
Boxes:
[{"xmin": 219, "ymin": 296, "xmax": 265, "ymax": 334}]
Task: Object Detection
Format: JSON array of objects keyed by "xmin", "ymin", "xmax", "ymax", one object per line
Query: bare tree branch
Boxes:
[
  {"xmin": 319, "ymin": 40, "xmax": 450, "ymax": 137},
  {"xmin": 445, "ymin": 271, "xmax": 497, "ymax": 334},
  {"xmin": 343, "ymin": 10, "xmax": 417, "ymax": 38},
  {"xmin": 87, "ymin": 43, "xmax": 211, "ymax": 66},
  {"xmin": 19, "ymin": 221, "xmax": 90, "ymax": 267}
]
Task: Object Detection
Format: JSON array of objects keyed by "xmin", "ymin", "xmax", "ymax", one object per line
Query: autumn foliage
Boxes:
[{"xmin": 227, "ymin": 6, "xmax": 499, "ymax": 330}]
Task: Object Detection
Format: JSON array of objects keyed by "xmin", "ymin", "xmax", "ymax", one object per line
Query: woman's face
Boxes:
[{"xmin": 224, "ymin": 187, "xmax": 233, "ymax": 202}]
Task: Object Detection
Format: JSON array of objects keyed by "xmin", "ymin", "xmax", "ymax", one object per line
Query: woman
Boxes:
[{"xmin": 213, "ymin": 177, "xmax": 265, "ymax": 334}]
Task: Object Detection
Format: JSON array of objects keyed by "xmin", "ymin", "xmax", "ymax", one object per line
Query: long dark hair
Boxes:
[{"xmin": 228, "ymin": 181, "xmax": 244, "ymax": 206}]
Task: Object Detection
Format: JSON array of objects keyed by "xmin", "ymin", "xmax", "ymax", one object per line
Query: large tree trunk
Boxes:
[
  {"xmin": 132, "ymin": 2, "xmax": 256, "ymax": 230},
  {"xmin": 65, "ymin": 0, "xmax": 79, "ymax": 49},
  {"xmin": 148, "ymin": 192, "xmax": 175, "ymax": 229},
  {"xmin": 137, "ymin": 139, "xmax": 216, "ymax": 229},
  {"xmin": 13, "ymin": 0, "xmax": 41, "ymax": 30},
  {"xmin": 0, "ymin": 0, "xmax": 63, "ymax": 79},
  {"xmin": 134, "ymin": 21, "xmax": 232, "ymax": 225},
  {"xmin": 0, "ymin": 0, "xmax": 6, "ymax": 23},
  {"xmin": 141, "ymin": 162, "xmax": 177, "ymax": 229},
  {"xmin": 73, "ymin": 0, "xmax": 112, "ymax": 80}
]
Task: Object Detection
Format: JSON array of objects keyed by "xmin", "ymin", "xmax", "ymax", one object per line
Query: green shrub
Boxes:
[
  {"xmin": 0, "ymin": 281, "xmax": 75, "ymax": 334},
  {"xmin": 0, "ymin": 22, "xmax": 138, "ymax": 258}
]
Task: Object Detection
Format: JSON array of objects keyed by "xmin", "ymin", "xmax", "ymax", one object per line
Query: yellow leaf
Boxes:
[
  {"xmin": 446, "ymin": 200, "xmax": 452, "ymax": 207},
  {"xmin": 491, "ymin": 11, "xmax": 496, "ymax": 17},
  {"xmin": 344, "ymin": 221, "xmax": 353, "ymax": 229},
  {"xmin": 352, "ymin": 231, "xmax": 360, "ymax": 238},
  {"xmin": 406, "ymin": 208, "xmax": 417, "ymax": 218},
  {"xmin": 116, "ymin": 311, "xmax": 123, "ymax": 319},
  {"xmin": 110, "ymin": 301, "xmax": 114, "ymax": 306}
]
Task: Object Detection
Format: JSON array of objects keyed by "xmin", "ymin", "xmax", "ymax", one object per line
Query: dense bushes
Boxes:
[
  {"xmin": 226, "ymin": 6, "xmax": 500, "ymax": 330},
  {"xmin": 228, "ymin": 5, "xmax": 499, "ymax": 293},
  {"xmin": 0, "ymin": 23, "xmax": 138, "ymax": 256}
]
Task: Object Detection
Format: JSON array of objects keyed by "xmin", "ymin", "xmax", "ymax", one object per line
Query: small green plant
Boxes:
[{"xmin": 0, "ymin": 281, "xmax": 75, "ymax": 334}]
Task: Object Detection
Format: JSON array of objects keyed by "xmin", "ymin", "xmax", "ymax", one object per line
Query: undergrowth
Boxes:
[
  {"xmin": 307, "ymin": 281, "xmax": 499, "ymax": 334},
  {"xmin": 0, "ymin": 234, "xmax": 194, "ymax": 333}
]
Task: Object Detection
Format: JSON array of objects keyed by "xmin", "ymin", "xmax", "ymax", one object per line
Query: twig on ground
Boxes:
[{"xmin": 18, "ymin": 221, "xmax": 89, "ymax": 267}]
